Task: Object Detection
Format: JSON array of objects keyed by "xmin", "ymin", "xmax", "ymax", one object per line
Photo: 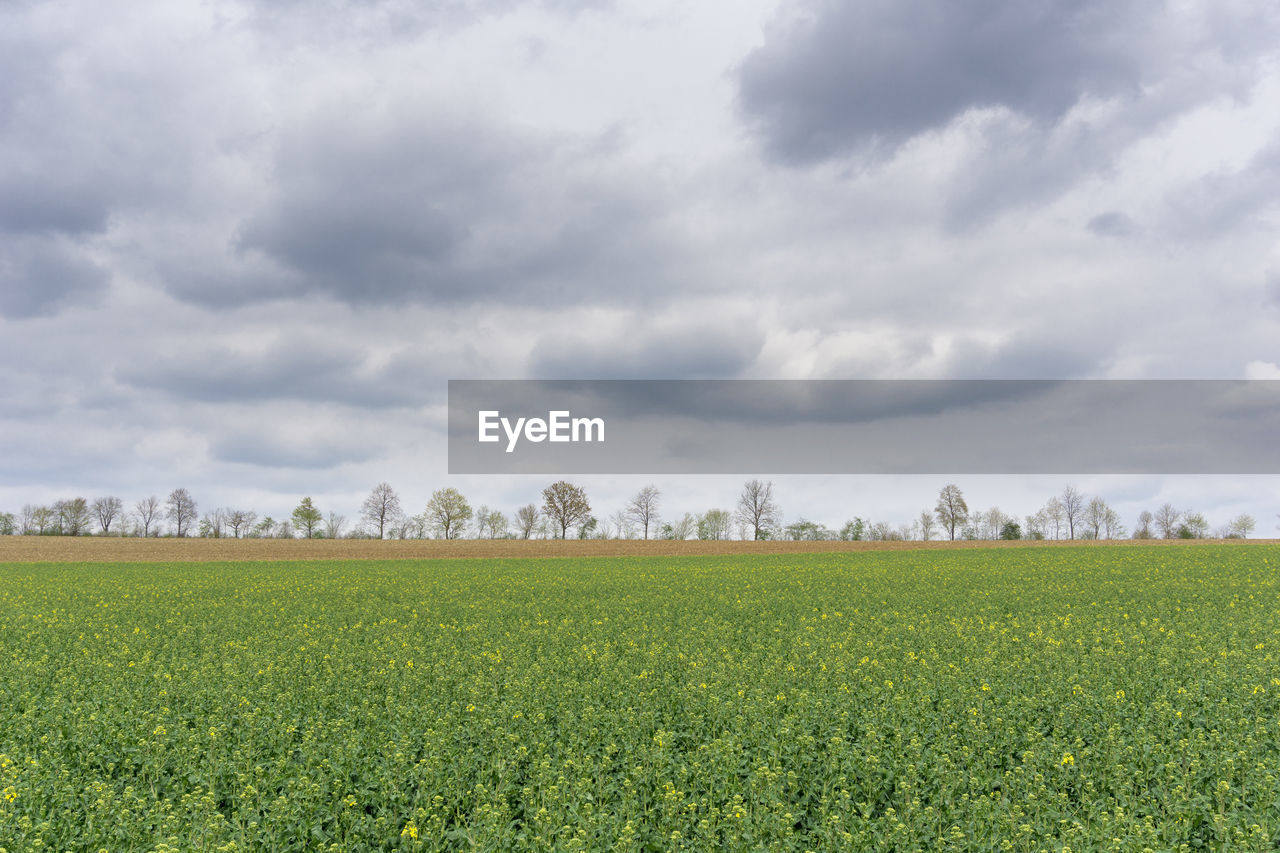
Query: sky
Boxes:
[{"xmin": 2, "ymin": 0, "xmax": 1279, "ymax": 536}]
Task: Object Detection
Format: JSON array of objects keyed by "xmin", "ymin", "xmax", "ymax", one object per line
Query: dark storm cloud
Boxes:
[
  {"xmin": 164, "ymin": 108, "xmax": 681, "ymax": 308},
  {"xmin": 737, "ymin": 0, "xmax": 1150, "ymax": 163},
  {"xmin": 0, "ymin": 235, "xmax": 109, "ymax": 318}
]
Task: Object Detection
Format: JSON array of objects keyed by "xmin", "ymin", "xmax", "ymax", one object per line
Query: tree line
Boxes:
[{"xmin": 0, "ymin": 480, "xmax": 1269, "ymax": 542}]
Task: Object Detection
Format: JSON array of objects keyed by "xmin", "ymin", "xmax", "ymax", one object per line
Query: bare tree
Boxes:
[
  {"xmin": 1102, "ymin": 507, "xmax": 1123, "ymax": 540},
  {"xmin": 91, "ymin": 496, "xmax": 123, "ymax": 535},
  {"xmin": 56, "ymin": 498, "xmax": 92, "ymax": 536},
  {"xmin": 697, "ymin": 509, "xmax": 732, "ymax": 541},
  {"xmin": 664, "ymin": 513, "xmax": 697, "ymax": 540},
  {"xmin": 226, "ymin": 509, "xmax": 258, "ymax": 539},
  {"xmin": 1133, "ymin": 510, "xmax": 1154, "ymax": 539},
  {"xmin": 361, "ymin": 482, "xmax": 402, "ymax": 539},
  {"xmin": 469, "ymin": 507, "xmax": 507, "ymax": 539},
  {"xmin": 486, "ymin": 509, "xmax": 508, "ymax": 539},
  {"xmin": 542, "ymin": 481, "xmax": 591, "ymax": 539},
  {"xmin": 515, "ymin": 504, "xmax": 540, "ymax": 539},
  {"xmin": 607, "ymin": 509, "xmax": 635, "ymax": 539},
  {"xmin": 1153, "ymin": 503, "xmax": 1180, "ymax": 539},
  {"xmin": 735, "ymin": 479, "xmax": 780, "ymax": 540},
  {"xmin": 1060, "ymin": 486, "xmax": 1084, "ymax": 540},
  {"xmin": 166, "ymin": 488, "xmax": 198, "ymax": 537},
  {"xmin": 1182, "ymin": 511, "xmax": 1209, "ymax": 539},
  {"xmin": 323, "ymin": 511, "xmax": 347, "ymax": 539},
  {"xmin": 918, "ymin": 509, "xmax": 936, "ymax": 541},
  {"xmin": 1228, "ymin": 514, "xmax": 1256, "ymax": 539},
  {"xmin": 1024, "ymin": 510, "xmax": 1047, "ymax": 540},
  {"xmin": 198, "ymin": 508, "xmax": 228, "ymax": 538},
  {"xmin": 425, "ymin": 488, "xmax": 472, "ymax": 539},
  {"xmin": 626, "ymin": 485, "xmax": 661, "ymax": 540},
  {"xmin": 1042, "ymin": 497, "xmax": 1065, "ymax": 540},
  {"xmin": 1084, "ymin": 496, "xmax": 1108, "ymax": 539},
  {"xmin": 28, "ymin": 505, "xmax": 55, "ymax": 535},
  {"xmin": 980, "ymin": 507, "xmax": 1008, "ymax": 540},
  {"xmin": 934, "ymin": 484, "xmax": 968, "ymax": 541},
  {"xmin": 134, "ymin": 496, "xmax": 162, "ymax": 537}
]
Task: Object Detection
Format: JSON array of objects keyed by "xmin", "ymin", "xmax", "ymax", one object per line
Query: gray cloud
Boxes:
[
  {"xmin": 737, "ymin": 0, "xmax": 1279, "ymax": 186},
  {"xmin": 738, "ymin": 0, "xmax": 1151, "ymax": 163},
  {"xmin": 244, "ymin": 0, "xmax": 612, "ymax": 45},
  {"xmin": 528, "ymin": 316, "xmax": 766, "ymax": 379},
  {"xmin": 941, "ymin": 332, "xmax": 1109, "ymax": 380},
  {"xmin": 115, "ymin": 337, "xmax": 433, "ymax": 408},
  {"xmin": 1087, "ymin": 211, "xmax": 1138, "ymax": 239},
  {"xmin": 158, "ymin": 107, "xmax": 684, "ymax": 309},
  {"xmin": 0, "ymin": 235, "xmax": 109, "ymax": 318},
  {"xmin": 1162, "ymin": 135, "xmax": 1280, "ymax": 240},
  {"xmin": 210, "ymin": 430, "xmax": 380, "ymax": 470}
]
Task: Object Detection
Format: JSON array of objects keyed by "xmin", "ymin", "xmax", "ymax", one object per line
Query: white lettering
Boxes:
[
  {"xmin": 478, "ymin": 411, "xmax": 500, "ymax": 443},
  {"xmin": 481, "ymin": 411, "xmax": 605, "ymax": 452},
  {"xmin": 501, "ymin": 416, "xmax": 526, "ymax": 453},
  {"xmin": 549, "ymin": 410, "xmax": 571, "ymax": 442},
  {"xmin": 573, "ymin": 416, "xmax": 604, "ymax": 442}
]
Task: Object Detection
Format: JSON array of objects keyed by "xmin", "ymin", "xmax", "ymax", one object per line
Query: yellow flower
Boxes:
[
  {"xmin": 1061, "ymin": 753, "xmax": 1074, "ymax": 767},
  {"xmin": 401, "ymin": 822, "xmax": 418, "ymax": 839}
]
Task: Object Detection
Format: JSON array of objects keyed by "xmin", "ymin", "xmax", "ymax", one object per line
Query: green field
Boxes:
[{"xmin": 2, "ymin": 547, "xmax": 1279, "ymax": 851}]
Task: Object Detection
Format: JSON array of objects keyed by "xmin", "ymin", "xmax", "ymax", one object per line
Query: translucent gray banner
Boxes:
[{"xmin": 447, "ymin": 380, "xmax": 1280, "ymax": 474}]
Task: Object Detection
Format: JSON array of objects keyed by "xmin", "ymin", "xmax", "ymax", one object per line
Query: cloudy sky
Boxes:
[{"xmin": 3, "ymin": 0, "xmax": 1279, "ymax": 535}]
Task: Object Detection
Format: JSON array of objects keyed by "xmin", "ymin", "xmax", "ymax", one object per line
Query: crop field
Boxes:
[
  {"xmin": 0, "ymin": 535, "xmax": 1255, "ymax": 564},
  {"xmin": 2, "ymin": 546, "xmax": 1279, "ymax": 851}
]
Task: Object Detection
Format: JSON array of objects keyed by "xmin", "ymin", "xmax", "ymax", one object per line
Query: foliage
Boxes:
[
  {"xmin": 839, "ymin": 518, "xmax": 865, "ymax": 541},
  {"xmin": 935, "ymin": 484, "xmax": 968, "ymax": 541},
  {"xmin": 697, "ymin": 510, "xmax": 732, "ymax": 541},
  {"xmin": 541, "ymin": 481, "xmax": 591, "ymax": 539},
  {"xmin": 3, "ymin": 546, "xmax": 1280, "ymax": 850},
  {"xmin": 292, "ymin": 498, "xmax": 323, "ymax": 539},
  {"xmin": 425, "ymin": 488, "xmax": 472, "ymax": 540}
]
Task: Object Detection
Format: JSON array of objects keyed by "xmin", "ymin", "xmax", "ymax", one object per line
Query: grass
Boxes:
[{"xmin": 2, "ymin": 546, "xmax": 1279, "ymax": 850}]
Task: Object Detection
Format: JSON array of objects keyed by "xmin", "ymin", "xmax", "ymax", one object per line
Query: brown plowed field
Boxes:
[{"xmin": 0, "ymin": 535, "xmax": 1273, "ymax": 562}]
